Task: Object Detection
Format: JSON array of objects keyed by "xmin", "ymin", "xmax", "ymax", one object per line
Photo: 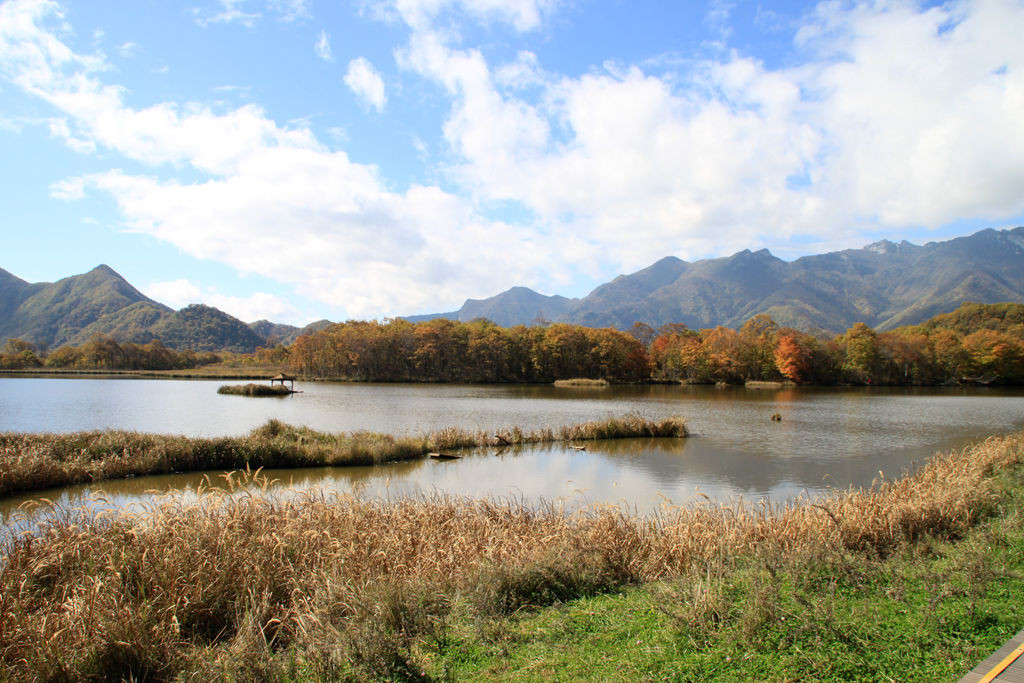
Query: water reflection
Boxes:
[{"xmin": 2, "ymin": 380, "xmax": 1024, "ymax": 530}]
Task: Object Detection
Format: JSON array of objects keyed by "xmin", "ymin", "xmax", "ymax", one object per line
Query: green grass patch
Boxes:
[{"xmin": 424, "ymin": 464, "xmax": 1024, "ymax": 682}]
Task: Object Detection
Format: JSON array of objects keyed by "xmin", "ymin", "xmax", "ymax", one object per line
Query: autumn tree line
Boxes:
[
  {"xmin": 275, "ymin": 302, "xmax": 1024, "ymax": 385},
  {"xmin": 4, "ymin": 303, "xmax": 1023, "ymax": 385},
  {"xmin": 0, "ymin": 337, "xmax": 221, "ymax": 372}
]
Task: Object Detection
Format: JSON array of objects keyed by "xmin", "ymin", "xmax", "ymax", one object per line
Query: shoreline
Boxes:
[{"xmin": 2, "ymin": 368, "xmax": 1016, "ymax": 389}]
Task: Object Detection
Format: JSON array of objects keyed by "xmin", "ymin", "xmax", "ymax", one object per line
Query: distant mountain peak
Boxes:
[
  {"xmin": 863, "ymin": 238, "xmax": 921, "ymax": 255},
  {"xmin": 864, "ymin": 239, "xmax": 896, "ymax": 254},
  {"xmin": 400, "ymin": 226, "xmax": 1024, "ymax": 334},
  {"xmin": 83, "ymin": 263, "xmax": 134, "ymax": 283}
]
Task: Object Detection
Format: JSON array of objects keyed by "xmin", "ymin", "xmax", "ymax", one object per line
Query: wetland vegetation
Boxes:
[
  {"xmin": 0, "ymin": 415, "xmax": 688, "ymax": 498},
  {"xmin": 1, "ymin": 428, "xmax": 1021, "ymax": 680},
  {"xmin": 217, "ymin": 383, "xmax": 295, "ymax": 397}
]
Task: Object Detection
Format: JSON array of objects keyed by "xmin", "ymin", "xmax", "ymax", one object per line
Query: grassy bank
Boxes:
[
  {"xmin": 0, "ymin": 415, "xmax": 688, "ymax": 497},
  {"xmin": 0, "ymin": 429, "xmax": 1022, "ymax": 680},
  {"xmin": 431, "ymin": 485, "xmax": 1024, "ymax": 681}
]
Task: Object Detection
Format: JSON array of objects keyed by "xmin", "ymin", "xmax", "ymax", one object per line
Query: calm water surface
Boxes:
[{"xmin": 2, "ymin": 377, "xmax": 1024, "ymax": 523}]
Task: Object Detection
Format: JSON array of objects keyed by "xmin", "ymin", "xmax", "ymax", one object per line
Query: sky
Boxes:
[{"xmin": 1, "ymin": 0, "xmax": 1023, "ymax": 327}]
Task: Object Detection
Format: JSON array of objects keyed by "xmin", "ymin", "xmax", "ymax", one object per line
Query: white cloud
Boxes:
[
  {"xmin": 116, "ymin": 41, "xmax": 139, "ymax": 57},
  {"xmin": 192, "ymin": 0, "xmax": 310, "ymax": 27},
  {"xmin": 46, "ymin": 117, "xmax": 95, "ymax": 153},
  {"xmin": 193, "ymin": 0, "xmax": 261, "ymax": 28},
  {"xmin": 344, "ymin": 56, "xmax": 387, "ymax": 112},
  {"xmin": 144, "ymin": 279, "xmax": 301, "ymax": 323},
  {"xmin": 379, "ymin": 0, "xmax": 557, "ymax": 32},
  {"xmin": 795, "ymin": 0, "xmax": 1024, "ymax": 227},
  {"xmin": 268, "ymin": 0, "xmax": 310, "ymax": 23},
  {"xmin": 494, "ymin": 50, "xmax": 543, "ymax": 89},
  {"xmin": 4, "ymin": 0, "xmax": 1024, "ymax": 321},
  {"xmin": 396, "ymin": 0, "xmax": 1024, "ymax": 267},
  {"xmin": 704, "ymin": 0, "xmax": 735, "ymax": 45},
  {"xmin": 48, "ymin": 175, "xmax": 85, "ymax": 200},
  {"xmin": 144, "ymin": 278, "xmax": 203, "ymax": 308},
  {"xmin": 0, "ymin": 0, "xmax": 553, "ymax": 319},
  {"xmin": 314, "ymin": 29, "xmax": 332, "ymax": 62}
]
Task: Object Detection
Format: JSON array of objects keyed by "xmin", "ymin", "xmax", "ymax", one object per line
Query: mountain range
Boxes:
[
  {"xmin": 408, "ymin": 226, "xmax": 1024, "ymax": 334},
  {"xmin": 2, "ymin": 226, "xmax": 1023, "ymax": 352}
]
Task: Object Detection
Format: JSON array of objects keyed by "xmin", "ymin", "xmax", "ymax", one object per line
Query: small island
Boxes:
[
  {"xmin": 217, "ymin": 383, "xmax": 294, "ymax": 396},
  {"xmin": 217, "ymin": 373, "xmax": 298, "ymax": 396}
]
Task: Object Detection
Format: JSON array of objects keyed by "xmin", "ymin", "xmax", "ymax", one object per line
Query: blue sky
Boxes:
[{"xmin": 1, "ymin": 0, "xmax": 1023, "ymax": 326}]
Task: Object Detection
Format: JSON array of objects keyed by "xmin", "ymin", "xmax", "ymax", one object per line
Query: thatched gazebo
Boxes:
[{"xmin": 269, "ymin": 373, "xmax": 295, "ymax": 390}]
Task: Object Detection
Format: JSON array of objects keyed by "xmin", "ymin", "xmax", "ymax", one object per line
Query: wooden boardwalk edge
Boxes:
[{"xmin": 961, "ymin": 629, "xmax": 1024, "ymax": 683}]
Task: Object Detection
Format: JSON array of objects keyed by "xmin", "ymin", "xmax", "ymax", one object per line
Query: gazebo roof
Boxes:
[{"xmin": 270, "ymin": 373, "xmax": 295, "ymax": 381}]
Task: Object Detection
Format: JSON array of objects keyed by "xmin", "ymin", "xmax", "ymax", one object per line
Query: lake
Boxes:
[{"xmin": 2, "ymin": 377, "xmax": 1024, "ymax": 522}]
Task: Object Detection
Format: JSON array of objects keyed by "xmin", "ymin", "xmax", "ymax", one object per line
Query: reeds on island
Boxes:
[
  {"xmin": 0, "ymin": 415, "xmax": 687, "ymax": 497},
  {"xmin": 216, "ymin": 383, "xmax": 293, "ymax": 397}
]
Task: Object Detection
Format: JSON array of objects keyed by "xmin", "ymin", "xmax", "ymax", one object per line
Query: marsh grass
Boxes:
[
  {"xmin": 1, "ymin": 430, "xmax": 1022, "ymax": 680},
  {"xmin": 216, "ymin": 383, "xmax": 293, "ymax": 397},
  {"xmin": 554, "ymin": 378, "xmax": 610, "ymax": 387},
  {"xmin": 0, "ymin": 415, "xmax": 687, "ymax": 497}
]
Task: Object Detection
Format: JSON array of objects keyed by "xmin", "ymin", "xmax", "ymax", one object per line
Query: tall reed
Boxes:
[
  {"xmin": 1, "ymin": 430, "xmax": 1020, "ymax": 679},
  {"xmin": 0, "ymin": 415, "xmax": 687, "ymax": 497}
]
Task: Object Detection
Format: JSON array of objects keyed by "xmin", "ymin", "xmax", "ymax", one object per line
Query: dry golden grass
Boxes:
[
  {"xmin": 553, "ymin": 378, "xmax": 610, "ymax": 387},
  {"xmin": 0, "ymin": 429, "xmax": 1020, "ymax": 680},
  {"xmin": 0, "ymin": 415, "xmax": 686, "ymax": 498}
]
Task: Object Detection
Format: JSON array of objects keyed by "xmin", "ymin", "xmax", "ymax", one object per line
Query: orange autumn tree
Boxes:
[{"xmin": 774, "ymin": 333, "xmax": 812, "ymax": 383}]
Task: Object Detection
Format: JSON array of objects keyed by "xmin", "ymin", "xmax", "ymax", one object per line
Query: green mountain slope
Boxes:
[
  {"xmin": 0, "ymin": 268, "xmax": 32, "ymax": 324},
  {"xmin": 147, "ymin": 304, "xmax": 267, "ymax": 353},
  {"xmin": 0, "ymin": 266, "xmax": 268, "ymax": 352},
  {"xmin": 0, "ymin": 265, "xmax": 173, "ymax": 348}
]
